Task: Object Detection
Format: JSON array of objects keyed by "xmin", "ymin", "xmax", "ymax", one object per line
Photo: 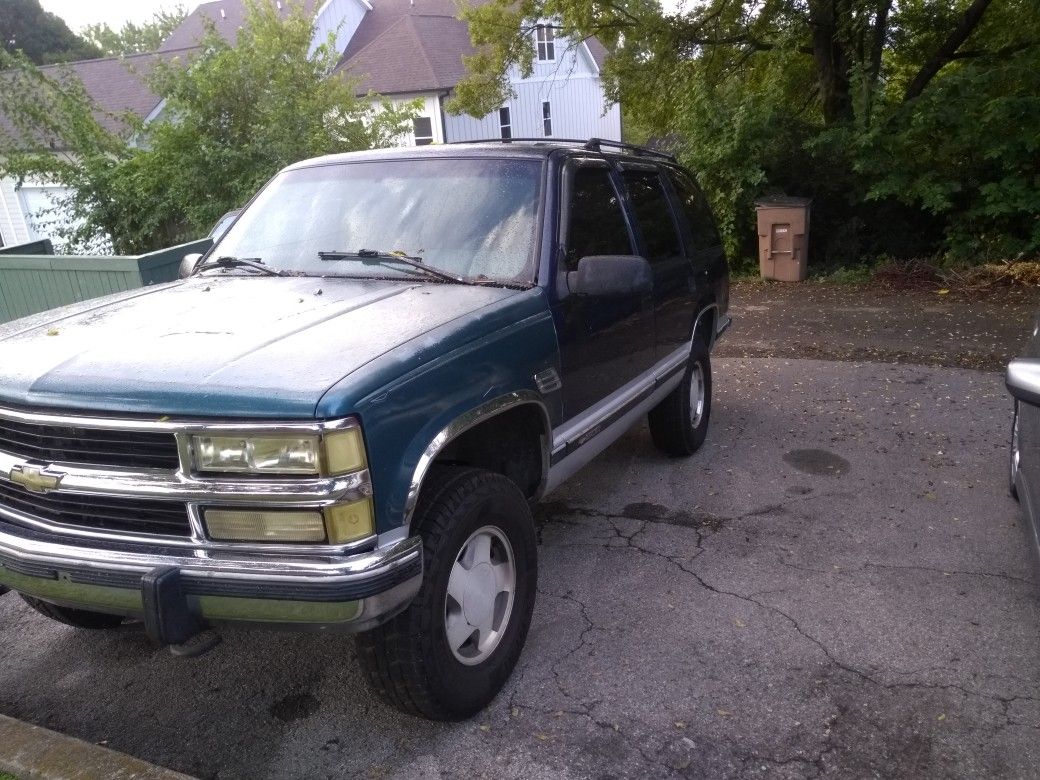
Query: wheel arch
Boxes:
[
  {"xmin": 692, "ymin": 301, "xmax": 719, "ymax": 350},
  {"xmin": 403, "ymin": 392, "xmax": 552, "ymax": 533}
]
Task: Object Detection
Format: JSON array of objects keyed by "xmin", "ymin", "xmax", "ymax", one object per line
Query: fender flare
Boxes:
[{"xmin": 401, "ymin": 390, "xmax": 552, "ymax": 530}]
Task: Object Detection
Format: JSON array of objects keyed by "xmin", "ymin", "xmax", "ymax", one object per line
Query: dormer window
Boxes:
[{"xmin": 534, "ymin": 25, "xmax": 555, "ymax": 61}]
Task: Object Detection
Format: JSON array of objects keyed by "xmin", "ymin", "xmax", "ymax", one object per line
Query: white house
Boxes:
[{"xmin": 0, "ymin": 0, "xmax": 621, "ymax": 249}]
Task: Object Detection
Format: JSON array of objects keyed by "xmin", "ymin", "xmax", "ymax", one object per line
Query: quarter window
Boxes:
[
  {"xmin": 535, "ymin": 25, "xmax": 555, "ymax": 61},
  {"xmin": 412, "ymin": 116, "xmax": 434, "ymax": 146},
  {"xmin": 499, "ymin": 106, "xmax": 511, "ymax": 139},
  {"xmin": 542, "ymin": 101, "xmax": 552, "ymax": 137},
  {"xmin": 564, "ymin": 164, "xmax": 633, "ymax": 269},
  {"xmin": 620, "ymin": 170, "xmax": 683, "ymax": 264}
]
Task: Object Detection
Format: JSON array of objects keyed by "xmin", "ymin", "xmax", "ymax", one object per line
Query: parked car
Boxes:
[
  {"xmin": 0, "ymin": 140, "xmax": 730, "ymax": 719},
  {"xmin": 1007, "ymin": 326, "xmax": 1040, "ymax": 559}
]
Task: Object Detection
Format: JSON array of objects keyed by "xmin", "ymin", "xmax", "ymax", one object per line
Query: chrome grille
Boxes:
[
  {"xmin": 0, "ymin": 416, "xmax": 179, "ymax": 470},
  {"xmin": 0, "ymin": 479, "xmax": 191, "ymax": 537}
]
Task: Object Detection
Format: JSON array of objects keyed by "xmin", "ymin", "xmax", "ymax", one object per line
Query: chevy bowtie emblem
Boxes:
[{"xmin": 9, "ymin": 464, "xmax": 65, "ymax": 494}]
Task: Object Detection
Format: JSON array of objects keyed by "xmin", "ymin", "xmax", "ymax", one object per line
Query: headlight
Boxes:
[{"xmin": 192, "ymin": 425, "xmax": 366, "ymax": 476}]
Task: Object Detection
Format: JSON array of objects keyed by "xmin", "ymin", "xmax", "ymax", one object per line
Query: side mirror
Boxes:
[
  {"xmin": 567, "ymin": 255, "xmax": 652, "ymax": 297},
  {"xmin": 1008, "ymin": 359, "xmax": 1040, "ymax": 407},
  {"xmin": 178, "ymin": 252, "xmax": 204, "ymax": 279}
]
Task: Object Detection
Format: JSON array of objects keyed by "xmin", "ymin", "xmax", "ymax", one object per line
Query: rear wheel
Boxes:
[
  {"xmin": 356, "ymin": 466, "xmax": 537, "ymax": 720},
  {"xmin": 649, "ymin": 338, "xmax": 712, "ymax": 457},
  {"xmin": 20, "ymin": 595, "xmax": 125, "ymax": 629}
]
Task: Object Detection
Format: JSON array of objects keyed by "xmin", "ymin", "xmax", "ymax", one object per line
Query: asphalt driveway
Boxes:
[{"xmin": 1, "ymin": 357, "xmax": 1037, "ymax": 779}]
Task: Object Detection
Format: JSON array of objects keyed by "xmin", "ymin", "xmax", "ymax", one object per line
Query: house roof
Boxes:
[
  {"xmin": 338, "ymin": 13, "xmax": 476, "ymax": 95},
  {"xmin": 335, "ymin": 0, "xmax": 609, "ymax": 96},
  {"xmin": 0, "ymin": 48, "xmax": 198, "ymax": 146},
  {"xmin": 160, "ymin": 0, "xmax": 317, "ymax": 51}
]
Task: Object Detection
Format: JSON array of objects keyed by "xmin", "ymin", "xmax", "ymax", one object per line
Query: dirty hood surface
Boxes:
[{"xmin": 0, "ymin": 275, "xmax": 520, "ymax": 417}]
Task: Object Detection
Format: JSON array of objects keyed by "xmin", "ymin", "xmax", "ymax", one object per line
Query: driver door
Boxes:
[{"xmin": 552, "ymin": 158, "xmax": 657, "ymax": 419}]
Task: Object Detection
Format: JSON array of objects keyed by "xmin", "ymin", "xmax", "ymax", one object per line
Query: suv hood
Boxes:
[{"xmin": 0, "ymin": 276, "xmax": 521, "ymax": 417}]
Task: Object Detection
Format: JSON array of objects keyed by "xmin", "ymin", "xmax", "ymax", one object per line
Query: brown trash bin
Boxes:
[{"xmin": 756, "ymin": 197, "xmax": 811, "ymax": 281}]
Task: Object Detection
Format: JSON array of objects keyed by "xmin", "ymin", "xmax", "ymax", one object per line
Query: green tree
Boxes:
[
  {"xmin": 452, "ymin": 0, "xmax": 1040, "ymax": 265},
  {"xmin": 0, "ymin": 0, "xmax": 101, "ymax": 64},
  {"xmin": 0, "ymin": 0, "xmax": 416, "ymax": 254},
  {"xmin": 81, "ymin": 7, "xmax": 188, "ymax": 56}
]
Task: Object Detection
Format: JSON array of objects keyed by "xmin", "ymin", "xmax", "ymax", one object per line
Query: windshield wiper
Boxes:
[
  {"xmin": 195, "ymin": 255, "xmax": 283, "ymax": 277},
  {"xmin": 318, "ymin": 249, "xmax": 465, "ymax": 284}
]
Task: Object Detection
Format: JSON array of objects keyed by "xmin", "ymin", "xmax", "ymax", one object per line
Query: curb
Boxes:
[{"xmin": 0, "ymin": 715, "xmax": 194, "ymax": 780}]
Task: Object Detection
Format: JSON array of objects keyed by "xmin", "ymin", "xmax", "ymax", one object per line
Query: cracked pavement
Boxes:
[{"xmin": 1, "ymin": 357, "xmax": 1038, "ymax": 778}]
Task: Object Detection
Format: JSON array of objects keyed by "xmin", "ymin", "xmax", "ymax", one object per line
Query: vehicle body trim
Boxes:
[
  {"xmin": 0, "ymin": 518, "xmax": 421, "ymax": 584},
  {"xmin": 402, "ymin": 391, "xmax": 552, "ymax": 528},
  {"xmin": 551, "ymin": 340, "xmax": 691, "ymax": 458},
  {"xmin": 546, "ymin": 371, "xmax": 684, "ymax": 493}
]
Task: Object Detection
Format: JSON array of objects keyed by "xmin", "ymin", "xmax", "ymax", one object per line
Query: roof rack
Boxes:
[
  {"xmin": 582, "ymin": 138, "xmax": 677, "ymax": 162},
  {"xmin": 446, "ymin": 137, "xmax": 677, "ymax": 163}
]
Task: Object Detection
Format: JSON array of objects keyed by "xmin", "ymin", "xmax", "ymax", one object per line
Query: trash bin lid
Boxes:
[{"xmin": 755, "ymin": 196, "xmax": 812, "ymax": 209}]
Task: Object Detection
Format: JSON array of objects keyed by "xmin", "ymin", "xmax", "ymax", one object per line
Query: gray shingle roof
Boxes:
[
  {"xmin": 338, "ymin": 13, "xmax": 475, "ymax": 95},
  {"xmin": 334, "ymin": 0, "xmax": 609, "ymax": 96},
  {"xmin": 160, "ymin": 0, "xmax": 316, "ymax": 51},
  {"xmin": 0, "ymin": 48, "xmax": 198, "ymax": 145}
]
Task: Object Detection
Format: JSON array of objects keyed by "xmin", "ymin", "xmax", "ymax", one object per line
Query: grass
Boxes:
[{"xmin": 0, "ymin": 772, "xmax": 21, "ymax": 780}]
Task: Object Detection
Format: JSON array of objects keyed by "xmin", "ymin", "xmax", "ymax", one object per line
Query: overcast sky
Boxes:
[{"xmin": 40, "ymin": 0, "xmax": 188, "ymax": 32}]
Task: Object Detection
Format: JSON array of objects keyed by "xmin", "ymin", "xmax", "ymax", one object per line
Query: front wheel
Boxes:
[
  {"xmin": 648, "ymin": 338, "xmax": 712, "ymax": 457},
  {"xmin": 356, "ymin": 466, "xmax": 537, "ymax": 720}
]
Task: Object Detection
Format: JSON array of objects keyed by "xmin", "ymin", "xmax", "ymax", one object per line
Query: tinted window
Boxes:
[
  {"xmin": 213, "ymin": 158, "xmax": 541, "ymax": 283},
  {"xmin": 565, "ymin": 165, "xmax": 632, "ymax": 269},
  {"xmin": 668, "ymin": 172, "xmax": 722, "ymax": 254},
  {"xmin": 621, "ymin": 170, "xmax": 683, "ymax": 264}
]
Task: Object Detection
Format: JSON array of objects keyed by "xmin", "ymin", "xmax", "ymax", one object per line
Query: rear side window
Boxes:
[
  {"xmin": 668, "ymin": 171, "xmax": 722, "ymax": 254},
  {"xmin": 564, "ymin": 165, "xmax": 633, "ymax": 269},
  {"xmin": 621, "ymin": 169, "xmax": 683, "ymax": 264}
]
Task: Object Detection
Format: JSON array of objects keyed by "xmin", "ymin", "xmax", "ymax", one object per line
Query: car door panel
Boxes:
[
  {"xmin": 618, "ymin": 165, "xmax": 695, "ymax": 357},
  {"xmin": 552, "ymin": 159, "xmax": 656, "ymax": 419}
]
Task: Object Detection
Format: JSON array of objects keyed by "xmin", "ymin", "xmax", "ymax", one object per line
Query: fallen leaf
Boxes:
[
  {"xmin": 734, "ymin": 618, "xmax": 746, "ymax": 628},
  {"xmin": 937, "ymin": 289, "xmax": 950, "ymax": 295},
  {"xmin": 717, "ymin": 709, "xmax": 731, "ymax": 718},
  {"xmin": 46, "ymin": 328, "xmax": 60, "ymax": 336},
  {"xmin": 937, "ymin": 713, "xmax": 946, "ymax": 721},
  {"xmin": 479, "ymin": 724, "xmax": 489, "ymax": 732}
]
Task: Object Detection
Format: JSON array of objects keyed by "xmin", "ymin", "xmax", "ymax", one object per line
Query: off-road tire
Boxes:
[
  {"xmin": 20, "ymin": 594, "xmax": 125, "ymax": 629},
  {"xmin": 648, "ymin": 337, "xmax": 712, "ymax": 456},
  {"xmin": 356, "ymin": 466, "xmax": 537, "ymax": 720}
]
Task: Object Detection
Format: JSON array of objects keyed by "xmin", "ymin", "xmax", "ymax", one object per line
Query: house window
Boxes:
[
  {"xmin": 413, "ymin": 116, "xmax": 434, "ymax": 146},
  {"xmin": 542, "ymin": 101, "xmax": 552, "ymax": 137},
  {"xmin": 535, "ymin": 25, "xmax": 555, "ymax": 61},
  {"xmin": 499, "ymin": 107, "xmax": 512, "ymax": 139}
]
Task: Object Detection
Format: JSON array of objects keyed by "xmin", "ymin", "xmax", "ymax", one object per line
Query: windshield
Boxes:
[{"xmin": 209, "ymin": 157, "xmax": 542, "ymax": 284}]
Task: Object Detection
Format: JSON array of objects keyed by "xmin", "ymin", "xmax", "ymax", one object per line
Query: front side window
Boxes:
[
  {"xmin": 620, "ymin": 169, "xmax": 683, "ymax": 264},
  {"xmin": 212, "ymin": 158, "xmax": 542, "ymax": 284},
  {"xmin": 412, "ymin": 117, "xmax": 434, "ymax": 146},
  {"xmin": 535, "ymin": 25, "xmax": 555, "ymax": 61},
  {"xmin": 542, "ymin": 101, "xmax": 552, "ymax": 137},
  {"xmin": 499, "ymin": 106, "xmax": 511, "ymax": 139},
  {"xmin": 563, "ymin": 164, "xmax": 633, "ymax": 270}
]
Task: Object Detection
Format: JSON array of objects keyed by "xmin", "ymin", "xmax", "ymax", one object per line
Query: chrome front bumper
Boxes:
[{"xmin": 0, "ymin": 519, "xmax": 423, "ymax": 639}]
